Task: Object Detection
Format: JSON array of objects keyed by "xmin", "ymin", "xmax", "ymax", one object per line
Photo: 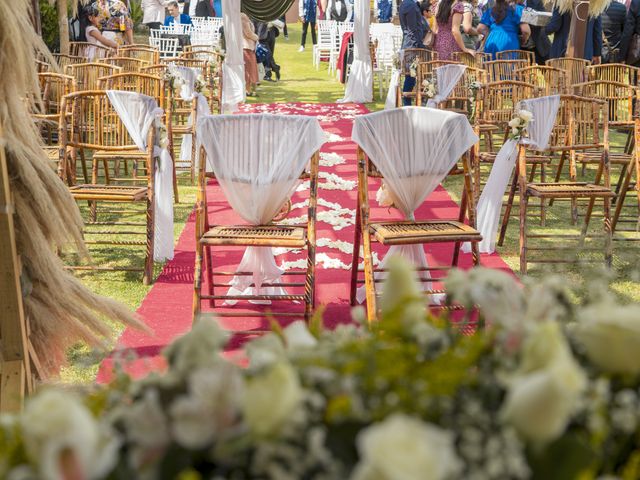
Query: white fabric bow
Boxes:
[{"xmin": 426, "ymin": 64, "xmax": 466, "ymax": 108}]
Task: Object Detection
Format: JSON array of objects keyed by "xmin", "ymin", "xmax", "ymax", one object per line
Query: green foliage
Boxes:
[
  {"xmin": 128, "ymin": 0, "xmax": 143, "ymax": 28},
  {"xmin": 39, "ymin": 0, "xmax": 59, "ymax": 52}
]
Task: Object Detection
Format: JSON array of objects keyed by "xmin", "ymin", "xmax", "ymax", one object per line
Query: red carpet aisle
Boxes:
[{"xmin": 97, "ymin": 103, "xmax": 513, "ymax": 382}]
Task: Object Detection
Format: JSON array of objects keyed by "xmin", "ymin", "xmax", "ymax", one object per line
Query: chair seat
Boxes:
[
  {"xmin": 479, "ymin": 152, "xmax": 551, "ymax": 164},
  {"xmin": 370, "ymin": 220, "xmax": 481, "ymax": 245},
  {"xmin": 69, "ymin": 184, "xmax": 149, "ymax": 201},
  {"xmin": 575, "ymin": 150, "xmax": 632, "ymax": 165},
  {"xmin": 526, "ymin": 182, "xmax": 615, "ymax": 198},
  {"xmin": 478, "ymin": 124, "xmax": 499, "ymax": 132},
  {"xmin": 93, "ymin": 149, "xmax": 146, "ymax": 160},
  {"xmin": 171, "ymin": 125, "xmax": 193, "ymax": 134},
  {"xmin": 201, "ymin": 225, "xmax": 307, "ymax": 247}
]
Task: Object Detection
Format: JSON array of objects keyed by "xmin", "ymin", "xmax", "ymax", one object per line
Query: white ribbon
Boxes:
[{"xmin": 426, "ymin": 64, "xmax": 466, "ymax": 108}]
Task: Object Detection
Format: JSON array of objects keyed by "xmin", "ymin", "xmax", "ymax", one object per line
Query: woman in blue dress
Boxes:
[{"xmin": 478, "ymin": 0, "xmax": 530, "ymax": 59}]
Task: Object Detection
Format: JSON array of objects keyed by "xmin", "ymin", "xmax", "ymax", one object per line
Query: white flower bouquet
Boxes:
[
  {"xmin": 194, "ymin": 74, "xmax": 207, "ymax": 94},
  {"xmin": 163, "ymin": 69, "xmax": 184, "ymax": 95},
  {"xmin": 421, "ymin": 75, "xmax": 438, "ymax": 100},
  {"xmin": 508, "ymin": 109, "xmax": 534, "ymax": 141},
  {"xmin": 2, "ymin": 261, "xmax": 640, "ymax": 479}
]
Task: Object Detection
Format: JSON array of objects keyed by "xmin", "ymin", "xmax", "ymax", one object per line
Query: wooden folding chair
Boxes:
[
  {"xmin": 192, "ymin": 116, "xmax": 321, "ymax": 323},
  {"xmin": 180, "ymin": 50, "xmax": 224, "ymax": 112},
  {"xmin": 546, "ymin": 57, "xmax": 590, "ymax": 86},
  {"xmin": 100, "ymin": 56, "xmax": 150, "ymax": 72},
  {"xmin": 515, "ymin": 65, "xmax": 567, "ymax": 95},
  {"xmin": 58, "ymin": 91, "xmax": 157, "ymax": 284},
  {"xmin": 118, "ymin": 45, "xmax": 160, "ymax": 64},
  {"xmin": 496, "ymin": 49, "xmax": 535, "ymax": 64},
  {"xmin": 439, "ymin": 65, "xmax": 488, "ymax": 116},
  {"xmin": 499, "ymin": 95, "xmax": 614, "ymax": 273},
  {"xmin": 452, "ymin": 51, "xmax": 491, "ymax": 68},
  {"xmin": 485, "ymin": 59, "xmax": 528, "ymax": 82},
  {"xmin": 349, "ymin": 108, "xmax": 481, "ymax": 323},
  {"xmin": 586, "ymin": 63, "xmax": 640, "ymax": 84},
  {"xmin": 396, "ymin": 48, "xmax": 438, "ymax": 106},
  {"xmin": 64, "ymin": 62, "xmax": 122, "ymax": 91}
]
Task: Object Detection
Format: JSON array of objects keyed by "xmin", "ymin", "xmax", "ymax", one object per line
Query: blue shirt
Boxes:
[
  {"xmin": 301, "ymin": 0, "xmax": 317, "ymax": 22},
  {"xmin": 164, "ymin": 13, "xmax": 193, "ymax": 26}
]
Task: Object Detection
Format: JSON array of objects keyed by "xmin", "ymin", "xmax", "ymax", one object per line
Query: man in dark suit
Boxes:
[
  {"xmin": 602, "ymin": 0, "xmax": 626, "ymax": 62},
  {"xmin": 522, "ymin": 0, "xmax": 551, "ymax": 64},
  {"xmin": 545, "ymin": 6, "xmax": 602, "ymax": 62},
  {"xmin": 399, "ymin": 0, "xmax": 426, "ymax": 105},
  {"xmin": 620, "ymin": 0, "xmax": 640, "ymax": 64}
]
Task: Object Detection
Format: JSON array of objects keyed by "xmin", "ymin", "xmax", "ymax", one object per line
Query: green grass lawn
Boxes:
[{"xmin": 61, "ymin": 23, "xmax": 639, "ymax": 383}]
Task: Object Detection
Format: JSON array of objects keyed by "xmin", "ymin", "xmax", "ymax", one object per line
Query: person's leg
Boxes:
[
  {"xmin": 280, "ymin": 15, "xmax": 288, "ymax": 38},
  {"xmin": 301, "ymin": 21, "xmax": 309, "ymax": 46},
  {"xmin": 310, "ymin": 21, "xmax": 317, "ymax": 44}
]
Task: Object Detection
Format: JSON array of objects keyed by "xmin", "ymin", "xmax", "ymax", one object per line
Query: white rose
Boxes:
[
  {"xmin": 376, "ymin": 182, "xmax": 395, "ymax": 208},
  {"xmin": 518, "ymin": 109, "xmax": 533, "ymax": 122},
  {"xmin": 284, "ymin": 321, "xmax": 318, "ymax": 349},
  {"xmin": 379, "ymin": 255, "xmax": 424, "ymax": 317},
  {"xmin": 519, "ymin": 320, "xmax": 568, "ymax": 373},
  {"xmin": 245, "ymin": 333, "xmax": 286, "ymax": 369},
  {"xmin": 511, "ymin": 127, "xmax": 519, "ymax": 136},
  {"xmin": 351, "ymin": 414, "xmax": 462, "ymax": 480},
  {"xmin": 508, "ymin": 118, "xmax": 520, "ymax": 128},
  {"xmin": 243, "ymin": 362, "xmax": 303, "ymax": 437},
  {"xmin": 572, "ymin": 303, "xmax": 640, "ymax": 375},
  {"xmin": 124, "ymin": 388, "xmax": 170, "ymax": 449},
  {"xmin": 21, "ymin": 389, "xmax": 120, "ymax": 480},
  {"xmin": 171, "ymin": 365, "xmax": 243, "ymax": 449}
]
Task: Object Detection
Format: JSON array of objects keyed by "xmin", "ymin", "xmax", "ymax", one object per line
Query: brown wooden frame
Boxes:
[
  {"xmin": 515, "ymin": 65, "xmax": 567, "ymax": 95},
  {"xmin": 485, "ymin": 59, "xmax": 528, "ymax": 82},
  {"xmin": 64, "ymin": 62, "xmax": 122, "ymax": 91}
]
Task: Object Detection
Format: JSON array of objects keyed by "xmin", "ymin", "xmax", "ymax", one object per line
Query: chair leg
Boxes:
[
  {"xmin": 581, "ymin": 163, "xmax": 603, "ymax": 239},
  {"xmin": 79, "ymin": 148, "xmax": 88, "ymax": 184},
  {"xmin": 452, "ymin": 187, "xmax": 468, "ymax": 267},
  {"xmin": 362, "ymin": 227, "xmax": 377, "ymax": 324},
  {"xmin": 611, "ymin": 165, "xmax": 632, "ymax": 232},
  {"xmin": 192, "ymin": 239, "xmax": 204, "ymax": 320},
  {"xmin": 103, "ymin": 160, "xmax": 110, "ymax": 184},
  {"xmin": 205, "ymin": 245, "xmax": 215, "ymax": 307},
  {"xmin": 498, "ymin": 165, "xmax": 519, "ymax": 247},
  {"xmin": 540, "ymin": 164, "xmax": 546, "ymax": 227},
  {"xmin": 143, "ymin": 197, "xmax": 155, "ymax": 285},
  {"xmin": 519, "ymin": 192, "xmax": 529, "ymax": 275},
  {"xmin": 304, "ymin": 241, "xmax": 317, "ymax": 322},
  {"xmin": 350, "ymin": 200, "xmax": 362, "ymax": 306},
  {"xmin": 190, "ymin": 134, "xmax": 196, "ymax": 185},
  {"xmin": 604, "ymin": 195, "xmax": 613, "ymax": 269}
]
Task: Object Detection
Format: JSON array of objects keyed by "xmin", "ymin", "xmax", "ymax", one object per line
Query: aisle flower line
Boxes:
[{"xmin": 2, "ymin": 258, "xmax": 640, "ymax": 480}]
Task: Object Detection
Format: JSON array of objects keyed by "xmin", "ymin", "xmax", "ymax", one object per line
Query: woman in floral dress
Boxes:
[
  {"xmin": 433, "ymin": 0, "xmax": 475, "ymax": 60},
  {"xmin": 91, "ymin": 0, "xmax": 133, "ymax": 45}
]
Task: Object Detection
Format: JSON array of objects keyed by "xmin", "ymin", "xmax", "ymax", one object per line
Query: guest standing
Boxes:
[
  {"xmin": 433, "ymin": 0, "xmax": 474, "ymax": 60},
  {"xmin": 85, "ymin": 4, "xmax": 118, "ymax": 59},
  {"xmin": 241, "ymin": 13, "xmax": 259, "ymax": 96},
  {"xmin": 461, "ymin": 0, "xmax": 481, "ymax": 49},
  {"xmin": 399, "ymin": 0, "xmax": 427, "ymax": 105},
  {"xmin": 478, "ymin": 0, "xmax": 529, "ymax": 59},
  {"xmin": 545, "ymin": 7, "xmax": 602, "ymax": 62},
  {"xmin": 620, "ymin": 0, "xmax": 640, "ymax": 64},
  {"xmin": 602, "ymin": 0, "xmax": 626, "ymax": 62},
  {"xmin": 92, "ymin": 0, "xmax": 134, "ymax": 45},
  {"xmin": 299, "ymin": 0, "xmax": 318, "ymax": 52},
  {"xmin": 521, "ymin": 0, "xmax": 550, "ymax": 64},
  {"xmin": 142, "ymin": 0, "xmax": 168, "ymax": 30},
  {"xmin": 164, "ymin": 1, "xmax": 192, "ymax": 25}
]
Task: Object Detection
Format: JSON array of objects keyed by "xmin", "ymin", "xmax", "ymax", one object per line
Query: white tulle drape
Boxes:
[
  {"xmin": 462, "ymin": 95, "xmax": 561, "ymax": 254},
  {"xmin": 426, "ymin": 64, "xmax": 466, "ymax": 108},
  {"xmin": 385, "ymin": 69, "xmax": 400, "ymax": 109},
  {"xmin": 222, "ymin": 0, "xmax": 245, "ymax": 113},
  {"xmin": 168, "ymin": 64, "xmax": 211, "ymax": 163},
  {"xmin": 352, "ymin": 107, "xmax": 478, "ymax": 302},
  {"xmin": 338, "ymin": 0, "xmax": 373, "ymax": 103},
  {"xmin": 106, "ymin": 90, "xmax": 175, "ymax": 261},
  {"xmin": 197, "ymin": 114, "xmax": 325, "ymax": 303}
]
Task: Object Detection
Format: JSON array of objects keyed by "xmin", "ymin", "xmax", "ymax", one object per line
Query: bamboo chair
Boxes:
[
  {"xmin": 96, "ymin": 72, "xmax": 178, "ymax": 202},
  {"xmin": 397, "ymin": 48, "xmax": 438, "ymax": 106},
  {"xmin": 58, "ymin": 90, "xmax": 157, "ymax": 284},
  {"xmin": 180, "ymin": 50, "xmax": 224, "ymax": 112},
  {"xmin": 99, "ymin": 56, "xmax": 150, "ymax": 72},
  {"xmin": 349, "ymin": 109, "xmax": 481, "ymax": 322},
  {"xmin": 192, "ymin": 117, "xmax": 321, "ymax": 322},
  {"xmin": 36, "ymin": 59, "xmax": 50, "ymax": 73},
  {"xmin": 64, "ymin": 63, "xmax": 122, "ymax": 91},
  {"xmin": 118, "ymin": 45, "xmax": 160, "ymax": 64},
  {"xmin": 495, "ymin": 49, "xmax": 535, "ymax": 64},
  {"xmin": 452, "ymin": 51, "xmax": 491, "ymax": 68},
  {"xmin": 485, "ymin": 59, "xmax": 528, "ymax": 82},
  {"xmin": 69, "ymin": 41, "xmax": 112, "ymax": 59},
  {"xmin": 141, "ymin": 63, "xmax": 168, "ymax": 76},
  {"xmin": 499, "ymin": 95, "xmax": 614, "ymax": 273},
  {"xmin": 53, "ymin": 54, "xmax": 85, "ymax": 69},
  {"xmin": 515, "ymin": 65, "xmax": 567, "ymax": 95},
  {"xmin": 545, "ymin": 57, "xmax": 590, "ymax": 86},
  {"xmin": 433, "ymin": 66, "xmax": 488, "ymax": 116},
  {"xmin": 586, "ymin": 63, "xmax": 640, "ymax": 85},
  {"xmin": 33, "ymin": 73, "xmax": 75, "ymax": 172}
]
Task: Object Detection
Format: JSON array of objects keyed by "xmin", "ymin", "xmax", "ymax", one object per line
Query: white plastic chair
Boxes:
[{"xmin": 149, "ymin": 37, "xmax": 179, "ymax": 59}]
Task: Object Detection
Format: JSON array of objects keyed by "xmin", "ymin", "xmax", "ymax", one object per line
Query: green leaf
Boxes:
[{"xmin": 528, "ymin": 432, "xmax": 598, "ymax": 480}]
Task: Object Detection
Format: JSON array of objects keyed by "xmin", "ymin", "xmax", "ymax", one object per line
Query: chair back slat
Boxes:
[
  {"xmin": 515, "ymin": 65, "xmax": 567, "ymax": 95},
  {"xmin": 485, "ymin": 59, "xmax": 528, "ymax": 82},
  {"xmin": 572, "ymin": 81, "xmax": 634, "ymax": 126},
  {"xmin": 64, "ymin": 63, "xmax": 122, "ymax": 90}
]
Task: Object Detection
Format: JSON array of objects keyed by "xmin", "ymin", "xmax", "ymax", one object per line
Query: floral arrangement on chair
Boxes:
[
  {"xmin": 2, "ymin": 259, "xmax": 640, "ymax": 479},
  {"xmin": 421, "ymin": 74, "xmax": 438, "ymax": 102},
  {"xmin": 194, "ymin": 74, "xmax": 206, "ymax": 94},
  {"xmin": 508, "ymin": 109, "xmax": 534, "ymax": 141},
  {"xmin": 409, "ymin": 58, "xmax": 419, "ymax": 78},
  {"xmin": 163, "ymin": 69, "xmax": 184, "ymax": 94},
  {"xmin": 376, "ymin": 181, "xmax": 396, "ymax": 209},
  {"xmin": 467, "ymin": 80, "xmax": 482, "ymax": 121}
]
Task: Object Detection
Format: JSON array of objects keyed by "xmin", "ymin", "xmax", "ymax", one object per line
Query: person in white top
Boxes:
[
  {"xmin": 85, "ymin": 4, "xmax": 118, "ymax": 60},
  {"xmin": 142, "ymin": 0, "xmax": 169, "ymax": 30}
]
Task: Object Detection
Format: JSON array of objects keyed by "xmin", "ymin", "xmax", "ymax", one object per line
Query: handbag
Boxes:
[
  {"xmin": 626, "ymin": 33, "xmax": 640, "ymax": 66},
  {"xmin": 424, "ymin": 30, "xmax": 435, "ymax": 48}
]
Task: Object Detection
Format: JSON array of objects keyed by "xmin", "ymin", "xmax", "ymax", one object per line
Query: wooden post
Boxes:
[
  {"xmin": 31, "ymin": 0, "xmax": 42, "ymax": 35},
  {"xmin": 57, "ymin": 0, "xmax": 70, "ymax": 54},
  {"xmin": 566, "ymin": 0, "xmax": 589, "ymax": 59},
  {"xmin": 0, "ymin": 134, "xmax": 34, "ymax": 413}
]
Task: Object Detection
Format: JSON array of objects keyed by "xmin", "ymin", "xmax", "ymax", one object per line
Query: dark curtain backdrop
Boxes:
[{"xmin": 241, "ymin": 0, "xmax": 296, "ymax": 21}]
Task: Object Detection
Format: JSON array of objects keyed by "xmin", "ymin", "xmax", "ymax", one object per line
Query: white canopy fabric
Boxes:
[
  {"xmin": 222, "ymin": 0, "xmax": 245, "ymax": 113},
  {"xmin": 426, "ymin": 64, "xmax": 466, "ymax": 108},
  {"xmin": 168, "ymin": 64, "xmax": 211, "ymax": 163},
  {"xmin": 106, "ymin": 90, "xmax": 175, "ymax": 261},
  {"xmin": 462, "ymin": 95, "xmax": 561, "ymax": 254},
  {"xmin": 352, "ymin": 107, "xmax": 478, "ymax": 301},
  {"xmin": 338, "ymin": 0, "xmax": 373, "ymax": 103},
  {"xmin": 197, "ymin": 113, "xmax": 325, "ymax": 303}
]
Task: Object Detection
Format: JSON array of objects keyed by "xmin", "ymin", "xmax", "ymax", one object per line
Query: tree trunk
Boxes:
[{"xmin": 57, "ymin": 0, "xmax": 69, "ymax": 54}]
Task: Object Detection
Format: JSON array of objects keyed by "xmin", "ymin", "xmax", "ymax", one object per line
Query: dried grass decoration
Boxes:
[
  {"xmin": 0, "ymin": 1, "xmax": 143, "ymax": 375},
  {"xmin": 549, "ymin": 0, "xmax": 612, "ymax": 18}
]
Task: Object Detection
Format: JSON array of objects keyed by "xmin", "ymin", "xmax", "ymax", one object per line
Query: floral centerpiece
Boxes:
[
  {"xmin": 194, "ymin": 74, "xmax": 206, "ymax": 94},
  {"xmin": 2, "ymin": 259, "xmax": 640, "ymax": 479},
  {"xmin": 422, "ymin": 75, "xmax": 438, "ymax": 101},
  {"xmin": 467, "ymin": 80, "xmax": 482, "ymax": 121},
  {"xmin": 163, "ymin": 69, "xmax": 184, "ymax": 95},
  {"xmin": 508, "ymin": 109, "xmax": 533, "ymax": 141}
]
